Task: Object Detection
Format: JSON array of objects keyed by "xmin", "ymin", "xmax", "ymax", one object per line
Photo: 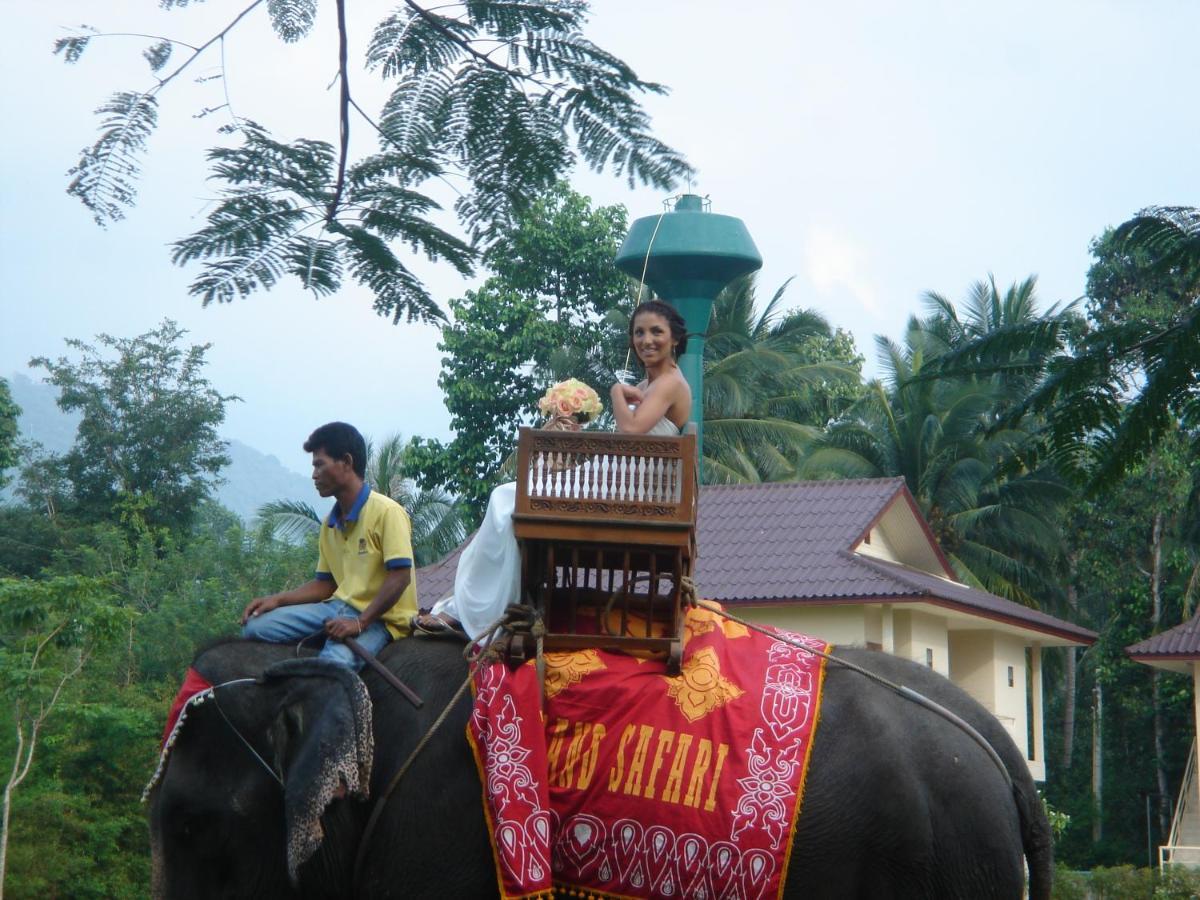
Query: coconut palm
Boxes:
[
  {"xmin": 801, "ymin": 279, "xmax": 1073, "ymax": 605},
  {"xmin": 700, "ymin": 274, "xmax": 865, "ymax": 483},
  {"xmin": 257, "ymin": 434, "xmax": 468, "ymax": 566},
  {"xmin": 1032, "ymin": 207, "xmax": 1200, "ymax": 488}
]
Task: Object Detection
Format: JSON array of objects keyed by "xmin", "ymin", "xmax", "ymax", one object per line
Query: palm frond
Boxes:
[{"xmin": 256, "ymin": 499, "xmax": 322, "ymax": 543}]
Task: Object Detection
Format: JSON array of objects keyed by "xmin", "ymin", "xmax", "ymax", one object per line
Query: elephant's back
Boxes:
[{"xmin": 783, "ymin": 646, "xmax": 1027, "ymax": 899}]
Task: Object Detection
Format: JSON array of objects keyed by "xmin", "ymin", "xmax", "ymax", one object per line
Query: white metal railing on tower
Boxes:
[{"xmin": 1160, "ymin": 737, "xmax": 1199, "ymax": 870}]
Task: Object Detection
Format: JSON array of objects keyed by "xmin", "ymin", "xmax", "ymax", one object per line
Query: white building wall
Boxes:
[
  {"xmin": 738, "ymin": 604, "xmax": 1046, "ymax": 780},
  {"xmin": 738, "ymin": 604, "xmax": 867, "ymax": 647},
  {"xmin": 949, "ymin": 631, "xmax": 996, "ymax": 711},
  {"xmin": 892, "ymin": 609, "xmax": 949, "ymax": 678}
]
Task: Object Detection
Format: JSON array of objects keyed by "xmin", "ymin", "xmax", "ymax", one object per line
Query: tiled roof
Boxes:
[
  {"xmin": 416, "ymin": 537, "xmax": 469, "ymax": 608},
  {"xmin": 692, "ymin": 478, "xmax": 910, "ymax": 601},
  {"xmin": 415, "ymin": 477, "xmax": 1096, "ymax": 643},
  {"xmin": 1127, "ymin": 611, "xmax": 1200, "ymax": 660},
  {"xmin": 850, "ymin": 555, "xmax": 1096, "ymax": 644}
]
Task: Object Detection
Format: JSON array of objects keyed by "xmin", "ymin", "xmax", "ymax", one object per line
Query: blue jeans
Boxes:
[{"xmin": 242, "ymin": 598, "xmax": 391, "ymax": 671}]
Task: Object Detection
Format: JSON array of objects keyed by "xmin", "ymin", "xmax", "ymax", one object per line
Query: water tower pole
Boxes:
[{"xmin": 615, "ymin": 195, "xmax": 762, "ymax": 478}]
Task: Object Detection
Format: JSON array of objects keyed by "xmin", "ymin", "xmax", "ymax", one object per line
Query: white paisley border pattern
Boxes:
[
  {"xmin": 730, "ymin": 634, "xmax": 827, "ymax": 851},
  {"xmin": 472, "ymin": 663, "xmax": 552, "ymax": 888}
]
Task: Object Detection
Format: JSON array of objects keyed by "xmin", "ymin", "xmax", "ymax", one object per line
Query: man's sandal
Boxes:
[{"xmin": 410, "ymin": 611, "xmax": 467, "ymax": 640}]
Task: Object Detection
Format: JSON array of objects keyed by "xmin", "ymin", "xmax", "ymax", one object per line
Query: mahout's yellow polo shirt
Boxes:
[{"xmin": 315, "ymin": 484, "xmax": 416, "ymax": 639}]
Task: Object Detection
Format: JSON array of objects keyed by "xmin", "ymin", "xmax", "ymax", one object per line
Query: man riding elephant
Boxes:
[{"xmin": 241, "ymin": 421, "xmax": 417, "ymax": 670}]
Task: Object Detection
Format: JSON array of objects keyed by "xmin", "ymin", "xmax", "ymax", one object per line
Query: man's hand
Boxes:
[
  {"xmin": 242, "ymin": 594, "xmax": 280, "ymax": 625},
  {"xmin": 325, "ymin": 616, "xmax": 366, "ymax": 642}
]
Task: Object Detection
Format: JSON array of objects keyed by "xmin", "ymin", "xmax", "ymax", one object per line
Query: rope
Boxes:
[
  {"xmin": 352, "ymin": 671, "xmax": 473, "ymax": 891},
  {"xmin": 352, "ymin": 605, "xmax": 546, "ymax": 892},
  {"xmin": 210, "ymin": 684, "xmax": 286, "ymax": 788},
  {"xmin": 619, "ymin": 202, "xmax": 673, "ymax": 381},
  {"xmin": 677, "ymin": 577, "xmax": 1013, "ymax": 790}
]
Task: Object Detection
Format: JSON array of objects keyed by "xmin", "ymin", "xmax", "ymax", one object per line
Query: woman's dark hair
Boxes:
[
  {"xmin": 629, "ymin": 300, "xmax": 688, "ymax": 359},
  {"xmin": 303, "ymin": 422, "xmax": 367, "ymax": 478}
]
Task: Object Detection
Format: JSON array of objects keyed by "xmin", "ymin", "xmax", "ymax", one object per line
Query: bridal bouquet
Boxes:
[{"xmin": 538, "ymin": 378, "xmax": 603, "ymax": 424}]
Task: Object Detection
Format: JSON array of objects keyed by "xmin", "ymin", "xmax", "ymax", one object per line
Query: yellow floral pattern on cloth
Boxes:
[
  {"xmin": 684, "ymin": 601, "xmax": 750, "ymax": 643},
  {"xmin": 664, "ymin": 646, "xmax": 745, "ymax": 722},
  {"xmin": 543, "ymin": 650, "xmax": 607, "ymax": 699}
]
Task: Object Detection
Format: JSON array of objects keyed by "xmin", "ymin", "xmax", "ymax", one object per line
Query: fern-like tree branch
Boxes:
[{"xmin": 61, "ymin": 0, "xmax": 692, "ymax": 321}]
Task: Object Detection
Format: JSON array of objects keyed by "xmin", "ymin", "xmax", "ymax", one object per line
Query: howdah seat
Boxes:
[{"xmin": 512, "ymin": 427, "xmax": 698, "ymax": 673}]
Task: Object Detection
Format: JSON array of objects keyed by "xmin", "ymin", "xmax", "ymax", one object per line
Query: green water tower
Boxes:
[{"xmin": 615, "ymin": 194, "xmax": 762, "ymax": 472}]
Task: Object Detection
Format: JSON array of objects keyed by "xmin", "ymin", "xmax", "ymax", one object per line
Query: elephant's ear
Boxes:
[{"xmin": 261, "ymin": 658, "xmax": 374, "ymax": 881}]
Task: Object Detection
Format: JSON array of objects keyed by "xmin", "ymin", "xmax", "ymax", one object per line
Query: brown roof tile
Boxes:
[
  {"xmin": 1127, "ymin": 611, "xmax": 1200, "ymax": 660},
  {"xmin": 851, "ymin": 555, "xmax": 1096, "ymax": 644},
  {"xmin": 693, "ymin": 478, "xmax": 908, "ymax": 601},
  {"xmin": 415, "ymin": 477, "xmax": 1095, "ymax": 643}
]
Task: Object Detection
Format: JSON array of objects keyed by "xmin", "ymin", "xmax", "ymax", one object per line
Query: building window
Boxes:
[
  {"xmin": 925, "ymin": 648, "xmax": 933, "ymax": 668},
  {"xmin": 1007, "ymin": 666, "xmax": 1014, "ymax": 687}
]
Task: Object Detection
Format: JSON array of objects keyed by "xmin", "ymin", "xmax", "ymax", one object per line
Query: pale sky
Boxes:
[{"xmin": 3, "ymin": 1, "xmax": 1197, "ymax": 475}]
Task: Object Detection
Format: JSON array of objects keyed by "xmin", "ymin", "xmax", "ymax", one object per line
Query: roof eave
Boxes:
[{"xmin": 724, "ymin": 593, "xmax": 1096, "ymax": 645}]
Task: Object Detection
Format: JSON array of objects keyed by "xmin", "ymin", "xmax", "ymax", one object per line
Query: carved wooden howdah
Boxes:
[{"xmin": 513, "ymin": 427, "xmax": 698, "ymax": 672}]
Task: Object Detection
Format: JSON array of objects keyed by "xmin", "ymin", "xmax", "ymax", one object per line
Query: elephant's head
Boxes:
[{"xmin": 147, "ymin": 658, "xmax": 374, "ymax": 899}]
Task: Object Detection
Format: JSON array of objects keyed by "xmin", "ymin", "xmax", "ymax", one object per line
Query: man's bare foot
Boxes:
[{"xmin": 410, "ymin": 611, "xmax": 466, "ymax": 639}]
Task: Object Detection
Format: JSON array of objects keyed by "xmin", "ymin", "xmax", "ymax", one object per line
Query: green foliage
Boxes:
[
  {"xmin": 28, "ymin": 320, "xmax": 234, "ymax": 535},
  {"xmin": 1043, "ymin": 793, "xmax": 1071, "ymax": 842},
  {"xmin": 66, "ymin": 90, "xmax": 158, "ymax": 227},
  {"xmin": 411, "ymin": 183, "xmax": 635, "ymax": 515},
  {"xmin": 0, "ymin": 379, "xmax": 19, "ymax": 491},
  {"xmin": 702, "ymin": 274, "xmax": 864, "ymax": 484},
  {"xmin": 51, "ymin": 26, "xmax": 97, "ymax": 65},
  {"xmin": 59, "ymin": 0, "xmax": 691, "ymax": 322},
  {"xmin": 1050, "ymin": 864, "xmax": 1089, "ymax": 900},
  {"xmin": 1006, "ymin": 209, "xmax": 1200, "ymax": 489},
  {"xmin": 1050, "ymin": 864, "xmax": 1200, "ymax": 900},
  {"xmin": 1156, "ymin": 866, "xmax": 1200, "ymax": 899},
  {"xmin": 802, "ymin": 277, "xmax": 1074, "ymax": 605},
  {"xmin": 1046, "ymin": 434, "xmax": 1197, "ymax": 869},
  {"xmin": 172, "ymin": 123, "xmax": 474, "ymax": 322},
  {"xmin": 267, "ymin": 0, "xmax": 318, "ymax": 43},
  {"xmin": 4, "ymin": 698, "xmax": 158, "ymax": 898},
  {"xmin": 0, "ymin": 499, "xmax": 313, "ymax": 897}
]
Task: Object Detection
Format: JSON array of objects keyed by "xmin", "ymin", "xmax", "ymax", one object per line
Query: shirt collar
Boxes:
[{"xmin": 327, "ymin": 482, "xmax": 371, "ymax": 530}]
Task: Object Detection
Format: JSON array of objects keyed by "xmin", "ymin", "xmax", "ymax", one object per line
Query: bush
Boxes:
[
  {"xmin": 1088, "ymin": 865, "xmax": 1156, "ymax": 900},
  {"xmin": 1050, "ymin": 865, "xmax": 1200, "ymax": 900},
  {"xmin": 1155, "ymin": 866, "xmax": 1200, "ymax": 900},
  {"xmin": 1051, "ymin": 864, "xmax": 1088, "ymax": 900}
]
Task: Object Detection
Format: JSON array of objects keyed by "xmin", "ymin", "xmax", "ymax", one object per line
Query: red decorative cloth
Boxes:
[
  {"xmin": 467, "ymin": 604, "xmax": 831, "ymax": 900},
  {"xmin": 161, "ymin": 667, "xmax": 213, "ymax": 745}
]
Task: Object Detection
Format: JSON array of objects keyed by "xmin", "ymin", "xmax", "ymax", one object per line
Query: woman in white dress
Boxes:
[{"xmin": 414, "ymin": 300, "xmax": 693, "ymax": 639}]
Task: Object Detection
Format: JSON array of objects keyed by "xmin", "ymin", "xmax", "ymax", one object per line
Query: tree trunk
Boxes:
[
  {"xmin": 1093, "ymin": 682, "xmax": 1103, "ymax": 844},
  {"xmin": 1063, "ymin": 645, "xmax": 1077, "ymax": 769},
  {"xmin": 0, "ymin": 717, "xmax": 34, "ymax": 900},
  {"xmin": 1149, "ymin": 511, "xmax": 1172, "ymax": 836},
  {"xmin": 1063, "ymin": 551, "xmax": 1081, "ymax": 770}
]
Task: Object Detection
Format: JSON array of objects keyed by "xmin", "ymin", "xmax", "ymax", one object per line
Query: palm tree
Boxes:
[
  {"xmin": 700, "ymin": 275, "xmax": 864, "ymax": 483},
  {"xmin": 801, "ymin": 279, "xmax": 1073, "ymax": 606},
  {"xmin": 257, "ymin": 434, "xmax": 468, "ymax": 566},
  {"xmin": 1031, "ymin": 207, "xmax": 1200, "ymax": 488}
]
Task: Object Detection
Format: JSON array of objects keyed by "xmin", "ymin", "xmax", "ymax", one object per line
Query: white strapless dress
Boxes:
[{"xmin": 430, "ymin": 417, "xmax": 681, "ymax": 639}]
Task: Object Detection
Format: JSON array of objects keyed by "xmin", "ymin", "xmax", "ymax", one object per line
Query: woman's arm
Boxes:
[{"xmin": 609, "ymin": 377, "xmax": 684, "ymax": 434}]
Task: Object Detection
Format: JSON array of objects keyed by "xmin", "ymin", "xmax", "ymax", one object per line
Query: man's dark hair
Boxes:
[{"xmin": 304, "ymin": 422, "xmax": 367, "ymax": 478}]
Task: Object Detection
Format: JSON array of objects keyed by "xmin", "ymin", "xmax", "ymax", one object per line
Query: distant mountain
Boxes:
[{"xmin": 3, "ymin": 372, "xmax": 315, "ymax": 521}]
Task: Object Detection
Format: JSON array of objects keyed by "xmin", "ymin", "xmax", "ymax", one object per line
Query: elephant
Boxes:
[{"xmin": 147, "ymin": 636, "xmax": 1052, "ymax": 899}]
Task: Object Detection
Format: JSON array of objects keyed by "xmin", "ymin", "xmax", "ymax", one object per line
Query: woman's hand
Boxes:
[{"xmin": 610, "ymin": 382, "xmax": 644, "ymax": 406}]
